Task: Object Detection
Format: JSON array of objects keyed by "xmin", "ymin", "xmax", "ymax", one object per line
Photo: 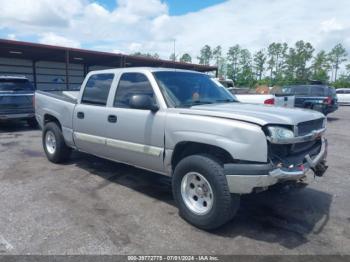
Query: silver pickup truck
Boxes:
[{"xmin": 35, "ymin": 67, "xmax": 328, "ymax": 229}]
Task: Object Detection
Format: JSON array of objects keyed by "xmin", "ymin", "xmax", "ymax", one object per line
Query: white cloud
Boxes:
[
  {"xmin": 321, "ymin": 18, "xmax": 344, "ymax": 32},
  {"xmin": 6, "ymin": 34, "xmax": 17, "ymax": 40},
  {"xmin": 0, "ymin": 0, "xmax": 83, "ymax": 28},
  {"xmin": 38, "ymin": 32, "xmax": 81, "ymax": 48},
  {"xmin": 0, "ymin": 0, "xmax": 349, "ymax": 62}
]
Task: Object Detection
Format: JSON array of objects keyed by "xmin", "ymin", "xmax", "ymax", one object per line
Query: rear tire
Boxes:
[
  {"xmin": 43, "ymin": 122, "xmax": 71, "ymax": 163},
  {"xmin": 172, "ymin": 154, "xmax": 240, "ymax": 230}
]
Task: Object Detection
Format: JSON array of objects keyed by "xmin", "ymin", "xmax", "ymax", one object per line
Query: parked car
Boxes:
[
  {"xmin": 281, "ymin": 85, "xmax": 338, "ymax": 115},
  {"xmin": 234, "ymin": 93, "xmax": 295, "ymax": 107},
  {"xmin": 214, "ymin": 79, "xmax": 295, "ymax": 107},
  {"xmin": 336, "ymin": 88, "xmax": 350, "ymax": 105},
  {"xmin": 35, "ymin": 68, "xmax": 328, "ymax": 229},
  {"xmin": 0, "ymin": 76, "xmax": 37, "ymax": 127}
]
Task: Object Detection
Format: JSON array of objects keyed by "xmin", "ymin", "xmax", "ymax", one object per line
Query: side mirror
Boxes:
[{"xmin": 129, "ymin": 94, "xmax": 159, "ymax": 112}]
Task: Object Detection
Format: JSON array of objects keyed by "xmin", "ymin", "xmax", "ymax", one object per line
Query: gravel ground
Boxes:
[{"xmin": 0, "ymin": 107, "xmax": 349, "ymax": 255}]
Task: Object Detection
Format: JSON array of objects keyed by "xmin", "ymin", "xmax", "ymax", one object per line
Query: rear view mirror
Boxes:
[{"xmin": 129, "ymin": 95, "xmax": 159, "ymax": 112}]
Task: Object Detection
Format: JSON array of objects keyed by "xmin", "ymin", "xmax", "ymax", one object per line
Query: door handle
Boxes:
[
  {"xmin": 108, "ymin": 115, "xmax": 117, "ymax": 123},
  {"xmin": 77, "ymin": 112, "xmax": 84, "ymax": 119}
]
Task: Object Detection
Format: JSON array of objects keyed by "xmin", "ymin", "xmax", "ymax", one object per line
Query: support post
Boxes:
[
  {"xmin": 65, "ymin": 50, "xmax": 70, "ymax": 90},
  {"xmin": 83, "ymin": 64, "xmax": 88, "ymax": 77},
  {"xmin": 32, "ymin": 60, "xmax": 37, "ymax": 90}
]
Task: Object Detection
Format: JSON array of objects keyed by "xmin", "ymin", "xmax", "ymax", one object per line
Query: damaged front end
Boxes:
[
  {"xmin": 224, "ymin": 118, "xmax": 328, "ymax": 194},
  {"xmin": 266, "ymin": 118, "xmax": 328, "ymax": 179}
]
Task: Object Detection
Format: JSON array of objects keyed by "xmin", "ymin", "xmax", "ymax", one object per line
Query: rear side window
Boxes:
[
  {"xmin": 292, "ymin": 86, "xmax": 309, "ymax": 95},
  {"xmin": 114, "ymin": 73, "xmax": 155, "ymax": 108},
  {"xmin": 310, "ymin": 86, "xmax": 326, "ymax": 96},
  {"xmin": 81, "ymin": 74, "xmax": 114, "ymax": 106},
  {"xmin": 336, "ymin": 90, "xmax": 344, "ymax": 94},
  {"xmin": 0, "ymin": 79, "xmax": 34, "ymax": 91}
]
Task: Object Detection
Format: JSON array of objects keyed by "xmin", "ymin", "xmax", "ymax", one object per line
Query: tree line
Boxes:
[
  {"xmin": 196, "ymin": 42, "xmax": 349, "ymax": 88},
  {"xmin": 131, "ymin": 41, "xmax": 350, "ymax": 88}
]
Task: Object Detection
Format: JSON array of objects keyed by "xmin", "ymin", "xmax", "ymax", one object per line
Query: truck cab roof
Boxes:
[{"xmin": 86, "ymin": 67, "xmax": 205, "ymax": 75}]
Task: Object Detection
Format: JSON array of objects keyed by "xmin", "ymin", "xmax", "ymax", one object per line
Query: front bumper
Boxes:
[{"xmin": 225, "ymin": 137, "xmax": 327, "ymax": 194}]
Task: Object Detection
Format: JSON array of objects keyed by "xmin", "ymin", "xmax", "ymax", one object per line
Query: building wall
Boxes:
[{"xmin": 0, "ymin": 57, "xmax": 87, "ymax": 90}]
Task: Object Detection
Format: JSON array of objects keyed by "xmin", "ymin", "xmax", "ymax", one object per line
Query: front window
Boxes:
[
  {"xmin": 153, "ymin": 71, "xmax": 237, "ymax": 108},
  {"xmin": 0, "ymin": 78, "xmax": 34, "ymax": 91},
  {"xmin": 114, "ymin": 73, "xmax": 156, "ymax": 109}
]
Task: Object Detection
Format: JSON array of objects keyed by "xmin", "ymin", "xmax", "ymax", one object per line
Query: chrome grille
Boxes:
[{"xmin": 297, "ymin": 118, "xmax": 324, "ymax": 136}]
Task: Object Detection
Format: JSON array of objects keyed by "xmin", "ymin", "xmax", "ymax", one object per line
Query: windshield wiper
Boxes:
[
  {"xmin": 182, "ymin": 100, "xmax": 214, "ymax": 107},
  {"xmin": 214, "ymin": 99, "xmax": 236, "ymax": 103}
]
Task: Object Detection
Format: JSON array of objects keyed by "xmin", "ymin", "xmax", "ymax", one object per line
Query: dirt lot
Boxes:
[{"xmin": 0, "ymin": 107, "xmax": 349, "ymax": 255}]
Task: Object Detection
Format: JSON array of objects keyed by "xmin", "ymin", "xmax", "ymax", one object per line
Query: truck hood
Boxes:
[{"xmin": 178, "ymin": 103, "xmax": 325, "ymax": 126}]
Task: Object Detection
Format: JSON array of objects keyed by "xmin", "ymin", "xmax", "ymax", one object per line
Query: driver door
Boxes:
[{"xmin": 104, "ymin": 72, "xmax": 166, "ymax": 173}]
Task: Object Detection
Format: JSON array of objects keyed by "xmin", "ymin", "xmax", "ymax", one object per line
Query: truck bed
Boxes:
[
  {"xmin": 35, "ymin": 90, "xmax": 77, "ymax": 147},
  {"xmin": 36, "ymin": 90, "xmax": 78, "ymax": 104}
]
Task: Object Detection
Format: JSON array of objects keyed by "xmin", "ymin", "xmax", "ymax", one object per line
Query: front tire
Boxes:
[
  {"xmin": 172, "ymin": 155, "xmax": 240, "ymax": 230},
  {"xmin": 43, "ymin": 122, "xmax": 71, "ymax": 163}
]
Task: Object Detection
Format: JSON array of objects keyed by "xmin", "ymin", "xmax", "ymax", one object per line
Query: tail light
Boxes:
[
  {"xmin": 264, "ymin": 98, "xmax": 275, "ymax": 105},
  {"xmin": 324, "ymin": 96, "xmax": 332, "ymax": 105}
]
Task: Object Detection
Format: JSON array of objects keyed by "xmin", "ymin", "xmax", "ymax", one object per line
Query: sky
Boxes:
[{"xmin": 0, "ymin": 0, "xmax": 349, "ymax": 63}]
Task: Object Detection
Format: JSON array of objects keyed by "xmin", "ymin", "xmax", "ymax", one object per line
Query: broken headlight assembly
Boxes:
[{"xmin": 267, "ymin": 126, "xmax": 294, "ymax": 139}]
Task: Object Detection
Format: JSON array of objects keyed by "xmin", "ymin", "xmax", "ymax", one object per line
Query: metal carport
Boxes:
[{"xmin": 0, "ymin": 39, "xmax": 217, "ymax": 91}]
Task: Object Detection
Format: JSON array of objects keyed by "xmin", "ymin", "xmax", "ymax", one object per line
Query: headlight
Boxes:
[{"xmin": 267, "ymin": 126, "xmax": 294, "ymax": 140}]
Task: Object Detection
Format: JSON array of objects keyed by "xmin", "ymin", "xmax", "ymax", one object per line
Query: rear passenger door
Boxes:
[
  {"xmin": 104, "ymin": 72, "xmax": 166, "ymax": 173},
  {"xmin": 73, "ymin": 73, "xmax": 114, "ymax": 156}
]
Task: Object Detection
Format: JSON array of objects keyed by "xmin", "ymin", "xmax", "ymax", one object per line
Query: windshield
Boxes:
[
  {"xmin": 0, "ymin": 79, "xmax": 34, "ymax": 91},
  {"xmin": 153, "ymin": 71, "xmax": 237, "ymax": 108}
]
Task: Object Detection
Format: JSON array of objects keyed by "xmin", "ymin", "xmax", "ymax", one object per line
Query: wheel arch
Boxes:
[
  {"xmin": 43, "ymin": 113, "xmax": 62, "ymax": 130},
  {"xmin": 171, "ymin": 141, "xmax": 235, "ymax": 171}
]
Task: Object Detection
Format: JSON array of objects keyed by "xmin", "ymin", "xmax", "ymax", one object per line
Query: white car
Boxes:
[{"xmin": 336, "ymin": 88, "xmax": 350, "ymax": 105}]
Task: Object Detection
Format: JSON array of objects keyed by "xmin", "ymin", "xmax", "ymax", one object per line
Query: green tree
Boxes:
[
  {"xmin": 267, "ymin": 43, "xmax": 276, "ymax": 81},
  {"xmin": 329, "ymin": 43, "xmax": 348, "ymax": 81},
  {"xmin": 333, "ymin": 74, "xmax": 350, "ymax": 88},
  {"xmin": 132, "ymin": 52, "xmax": 160, "ymax": 59},
  {"xmin": 212, "ymin": 46, "xmax": 222, "ymax": 66},
  {"xmin": 197, "ymin": 45, "xmax": 212, "ymax": 65},
  {"xmin": 213, "ymin": 45, "xmax": 226, "ymax": 77},
  {"xmin": 311, "ymin": 50, "xmax": 330, "ymax": 83},
  {"xmin": 253, "ymin": 49, "xmax": 266, "ymax": 80},
  {"xmin": 294, "ymin": 40, "xmax": 314, "ymax": 83},
  {"xmin": 236, "ymin": 49, "xmax": 255, "ymax": 87},
  {"xmin": 169, "ymin": 53, "xmax": 177, "ymax": 61},
  {"xmin": 179, "ymin": 53, "xmax": 192, "ymax": 63},
  {"xmin": 267, "ymin": 42, "xmax": 288, "ymax": 84},
  {"xmin": 226, "ymin": 45, "xmax": 241, "ymax": 82},
  {"xmin": 346, "ymin": 64, "xmax": 350, "ymax": 76}
]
